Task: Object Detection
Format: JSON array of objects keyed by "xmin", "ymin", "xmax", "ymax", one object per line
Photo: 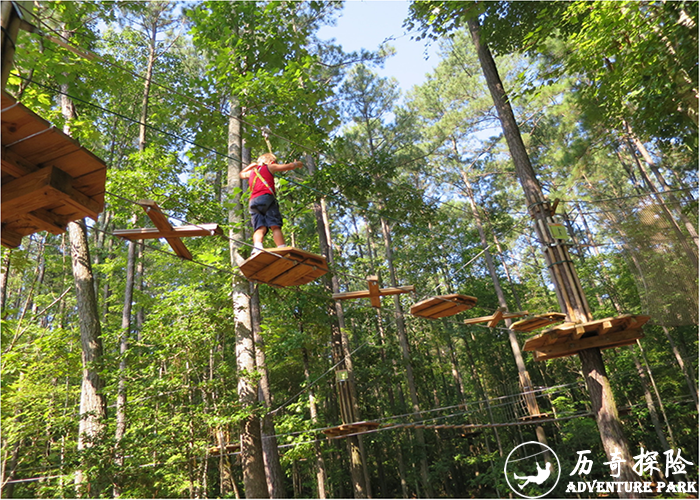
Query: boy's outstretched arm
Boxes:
[{"xmin": 269, "ymin": 160, "xmax": 303, "ymax": 173}]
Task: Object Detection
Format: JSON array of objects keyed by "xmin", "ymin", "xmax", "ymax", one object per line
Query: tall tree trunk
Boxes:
[
  {"xmin": 68, "ymin": 220, "xmax": 108, "ymax": 497},
  {"xmin": 303, "ymin": 347, "xmax": 328, "ymax": 499},
  {"xmin": 307, "ymin": 155, "xmax": 368, "ymax": 498},
  {"xmin": 60, "ymin": 72, "xmax": 108, "ymax": 497},
  {"xmin": 467, "ymin": 16, "xmax": 638, "ymax": 490},
  {"xmin": 114, "ymin": 220, "xmax": 136, "ymax": 497},
  {"xmin": 379, "ymin": 217, "xmax": 433, "ymax": 498},
  {"xmin": 252, "ymin": 283, "xmax": 286, "ymax": 498},
  {"xmin": 228, "ymin": 100, "xmax": 268, "ymax": 499},
  {"xmin": 458, "ymin": 156, "xmax": 549, "ymax": 448}
]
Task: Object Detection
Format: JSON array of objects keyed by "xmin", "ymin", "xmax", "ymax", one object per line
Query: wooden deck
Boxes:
[
  {"xmin": 239, "ymin": 246, "xmax": 328, "ymax": 287},
  {"xmin": 410, "ymin": 294, "xmax": 477, "ymax": 319},
  {"xmin": 523, "ymin": 314, "xmax": 650, "ymax": 361},
  {"xmin": 1, "ymin": 90, "xmax": 107, "ymax": 247}
]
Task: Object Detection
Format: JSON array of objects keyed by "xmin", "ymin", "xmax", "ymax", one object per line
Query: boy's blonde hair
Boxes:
[{"xmin": 257, "ymin": 153, "xmax": 277, "ymax": 165}]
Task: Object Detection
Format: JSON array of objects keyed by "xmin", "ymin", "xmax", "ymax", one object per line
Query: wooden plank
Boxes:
[
  {"xmin": 410, "ymin": 294, "xmax": 477, "ymax": 319},
  {"xmin": 1, "ymin": 145, "xmax": 38, "ymax": 178},
  {"xmin": 113, "ymin": 224, "xmax": 222, "ymax": 240},
  {"xmin": 1, "ymin": 227, "xmax": 24, "ymax": 248},
  {"xmin": 249, "ymin": 256, "xmax": 297, "ymax": 282},
  {"xmin": 463, "ymin": 310, "xmax": 528, "ymax": 326},
  {"xmin": 1, "ymin": 166, "xmax": 71, "ymax": 219},
  {"xmin": 532, "ymin": 329, "xmax": 645, "ymax": 361},
  {"xmin": 367, "ymin": 276, "xmax": 381, "ymax": 308},
  {"xmin": 487, "ymin": 309, "xmax": 504, "ymax": 328},
  {"xmin": 137, "ymin": 200, "xmax": 192, "ymax": 259},
  {"xmin": 23, "ymin": 209, "xmax": 70, "ymax": 235},
  {"xmin": 270, "ymin": 258, "xmax": 317, "ymax": 287},
  {"xmin": 332, "ymin": 286, "xmax": 415, "ymax": 301}
]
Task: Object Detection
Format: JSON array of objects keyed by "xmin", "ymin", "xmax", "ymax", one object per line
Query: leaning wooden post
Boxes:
[{"xmin": 466, "ymin": 17, "xmax": 639, "ymax": 489}]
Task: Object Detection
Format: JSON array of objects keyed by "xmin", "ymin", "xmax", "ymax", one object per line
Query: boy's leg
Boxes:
[
  {"xmin": 270, "ymin": 226, "xmax": 286, "ymax": 247},
  {"xmin": 253, "ymin": 227, "xmax": 267, "ymax": 251}
]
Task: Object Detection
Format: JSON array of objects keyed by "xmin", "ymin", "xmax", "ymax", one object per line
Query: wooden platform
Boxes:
[
  {"xmin": 410, "ymin": 294, "xmax": 477, "ymax": 319},
  {"xmin": 509, "ymin": 312, "xmax": 567, "ymax": 332},
  {"xmin": 523, "ymin": 314, "xmax": 650, "ymax": 361},
  {"xmin": 322, "ymin": 421, "xmax": 380, "ymax": 438},
  {"xmin": 239, "ymin": 246, "xmax": 328, "ymax": 287},
  {"xmin": 1, "ymin": 91, "xmax": 107, "ymax": 247},
  {"xmin": 463, "ymin": 309, "xmax": 528, "ymax": 328}
]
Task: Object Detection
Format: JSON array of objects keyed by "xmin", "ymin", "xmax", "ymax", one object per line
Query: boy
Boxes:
[{"xmin": 239, "ymin": 153, "xmax": 303, "ymax": 255}]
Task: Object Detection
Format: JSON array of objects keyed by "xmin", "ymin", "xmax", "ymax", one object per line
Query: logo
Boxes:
[{"xmin": 504, "ymin": 441, "xmax": 561, "ymax": 498}]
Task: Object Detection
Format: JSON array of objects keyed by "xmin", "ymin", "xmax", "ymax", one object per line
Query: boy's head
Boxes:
[{"xmin": 257, "ymin": 153, "xmax": 277, "ymax": 165}]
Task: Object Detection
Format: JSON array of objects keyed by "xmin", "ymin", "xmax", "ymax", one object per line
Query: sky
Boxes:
[{"xmin": 316, "ymin": 1, "xmax": 441, "ymax": 96}]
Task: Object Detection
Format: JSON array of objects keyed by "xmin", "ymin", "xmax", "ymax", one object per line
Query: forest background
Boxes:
[{"xmin": 1, "ymin": 1, "xmax": 698, "ymax": 498}]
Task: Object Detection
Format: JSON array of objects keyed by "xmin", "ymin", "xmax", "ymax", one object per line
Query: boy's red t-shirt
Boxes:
[{"xmin": 250, "ymin": 164, "xmax": 276, "ymax": 199}]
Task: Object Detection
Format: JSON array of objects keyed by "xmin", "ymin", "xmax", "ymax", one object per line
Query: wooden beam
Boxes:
[
  {"xmin": 1, "ymin": 227, "xmax": 23, "ymax": 248},
  {"xmin": 463, "ymin": 310, "xmax": 528, "ymax": 326},
  {"xmin": 367, "ymin": 275, "xmax": 381, "ymax": 308},
  {"xmin": 1, "ymin": 165, "xmax": 100, "ymax": 220},
  {"xmin": 23, "ymin": 209, "xmax": 70, "ymax": 234},
  {"xmin": 1, "ymin": 145, "xmax": 39, "ymax": 178},
  {"xmin": 332, "ymin": 285, "xmax": 415, "ymax": 301},
  {"xmin": 113, "ymin": 223, "xmax": 222, "ymax": 240},
  {"xmin": 487, "ymin": 309, "xmax": 504, "ymax": 328},
  {"xmin": 137, "ymin": 200, "xmax": 192, "ymax": 260}
]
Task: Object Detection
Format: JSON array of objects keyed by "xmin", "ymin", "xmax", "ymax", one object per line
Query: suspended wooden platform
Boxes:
[
  {"xmin": 332, "ymin": 275, "xmax": 415, "ymax": 308},
  {"xmin": 1, "ymin": 90, "xmax": 107, "ymax": 247},
  {"xmin": 322, "ymin": 421, "xmax": 380, "ymax": 438},
  {"xmin": 410, "ymin": 294, "xmax": 478, "ymax": 319},
  {"xmin": 463, "ymin": 309, "xmax": 529, "ymax": 328},
  {"xmin": 523, "ymin": 314, "xmax": 650, "ymax": 361},
  {"xmin": 239, "ymin": 246, "xmax": 328, "ymax": 287},
  {"xmin": 509, "ymin": 312, "xmax": 567, "ymax": 332},
  {"xmin": 113, "ymin": 200, "xmax": 222, "ymax": 261}
]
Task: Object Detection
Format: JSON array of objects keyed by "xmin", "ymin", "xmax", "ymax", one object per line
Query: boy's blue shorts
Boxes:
[{"xmin": 249, "ymin": 194, "xmax": 283, "ymax": 231}]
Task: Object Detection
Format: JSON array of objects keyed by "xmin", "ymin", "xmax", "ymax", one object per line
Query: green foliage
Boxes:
[{"xmin": 2, "ymin": 1, "xmax": 696, "ymax": 497}]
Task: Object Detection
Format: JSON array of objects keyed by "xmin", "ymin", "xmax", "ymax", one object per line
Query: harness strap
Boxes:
[{"xmin": 250, "ymin": 164, "xmax": 274, "ymax": 196}]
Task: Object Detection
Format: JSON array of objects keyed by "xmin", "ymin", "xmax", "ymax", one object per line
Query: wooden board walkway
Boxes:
[
  {"xmin": 239, "ymin": 246, "xmax": 328, "ymax": 287},
  {"xmin": 1, "ymin": 90, "xmax": 107, "ymax": 247},
  {"xmin": 410, "ymin": 294, "xmax": 477, "ymax": 319},
  {"xmin": 523, "ymin": 314, "xmax": 650, "ymax": 361}
]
